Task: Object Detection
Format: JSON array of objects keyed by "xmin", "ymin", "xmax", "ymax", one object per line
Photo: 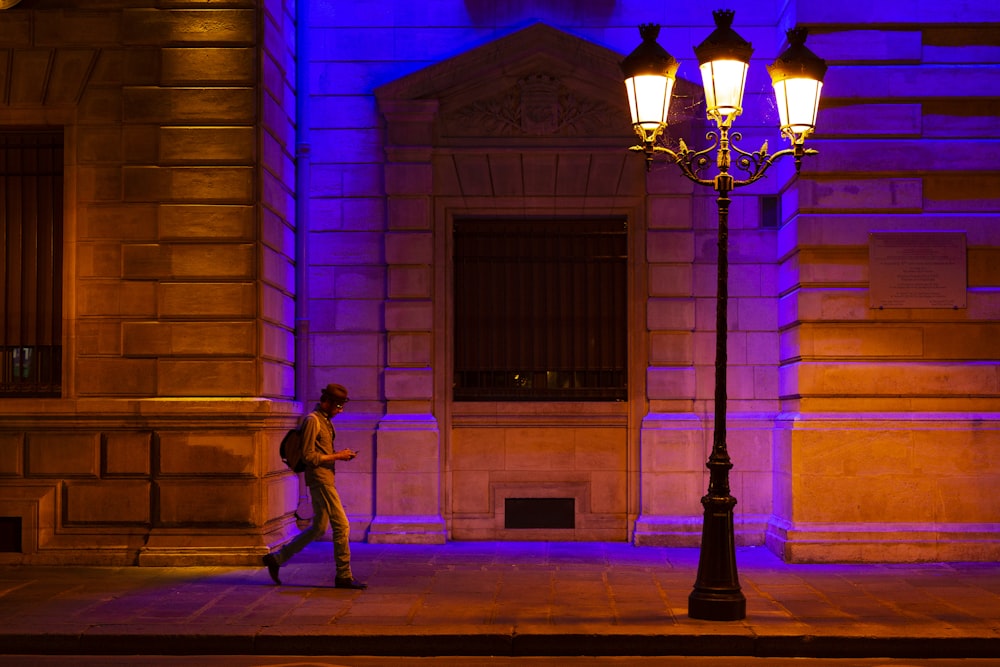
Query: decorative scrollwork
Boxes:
[
  {"xmin": 633, "ymin": 122, "xmax": 815, "ymax": 195},
  {"xmin": 732, "ymin": 138, "xmax": 769, "ymax": 178}
]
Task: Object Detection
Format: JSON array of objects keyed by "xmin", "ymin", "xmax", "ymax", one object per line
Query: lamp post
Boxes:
[{"xmin": 621, "ymin": 11, "xmax": 827, "ymax": 621}]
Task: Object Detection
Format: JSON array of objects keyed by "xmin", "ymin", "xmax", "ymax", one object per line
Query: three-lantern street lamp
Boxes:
[{"xmin": 621, "ymin": 10, "xmax": 827, "ymax": 621}]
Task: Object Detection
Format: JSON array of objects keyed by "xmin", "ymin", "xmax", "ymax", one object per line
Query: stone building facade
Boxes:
[
  {"xmin": 0, "ymin": 1, "xmax": 299, "ymax": 565},
  {"xmin": 0, "ymin": 1, "xmax": 997, "ymax": 565}
]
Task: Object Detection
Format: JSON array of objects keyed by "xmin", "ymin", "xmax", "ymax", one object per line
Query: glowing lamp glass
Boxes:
[
  {"xmin": 625, "ymin": 73, "xmax": 673, "ymax": 135},
  {"xmin": 773, "ymin": 77, "xmax": 822, "ymax": 136},
  {"xmin": 699, "ymin": 58, "xmax": 749, "ymax": 118}
]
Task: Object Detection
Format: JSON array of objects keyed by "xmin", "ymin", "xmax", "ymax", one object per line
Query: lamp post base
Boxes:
[
  {"xmin": 687, "ymin": 494, "xmax": 746, "ymax": 621},
  {"xmin": 688, "ymin": 589, "xmax": 747, "ymax": 621}
]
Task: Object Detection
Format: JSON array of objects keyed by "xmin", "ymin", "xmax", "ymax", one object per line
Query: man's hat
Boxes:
[{"xmin": 321, "ymin": 383, "xmax": 349, "ymax": 403}]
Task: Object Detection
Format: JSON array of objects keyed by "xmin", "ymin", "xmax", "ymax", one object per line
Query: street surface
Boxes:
[{"xmin": 1, "ymin": 658, "xmax": 997, "ymax": 666}]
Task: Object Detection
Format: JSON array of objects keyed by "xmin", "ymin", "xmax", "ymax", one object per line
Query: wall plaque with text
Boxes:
[{"xmin": 869, "ymin": 232, "xmax": 967, "ymax": 308}]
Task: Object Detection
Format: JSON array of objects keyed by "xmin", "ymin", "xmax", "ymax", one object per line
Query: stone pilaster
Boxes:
[{"xmin": 370, "ymin": 100, "xmax": 445, "ymax": 543}]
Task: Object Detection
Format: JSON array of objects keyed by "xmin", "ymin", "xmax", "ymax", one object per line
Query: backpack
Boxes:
[{"xmin": 279, "ymin": 422, "xmax": 307, "ymax": 473}]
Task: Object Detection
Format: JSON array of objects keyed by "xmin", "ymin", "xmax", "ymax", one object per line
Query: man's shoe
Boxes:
[
  {"xmin": 335, "ymin": 577, "xmax": 367, "ymax": 590},
  {"xmin": 262, "ymin": 554, "xmax": 281, "ymax": 585}
]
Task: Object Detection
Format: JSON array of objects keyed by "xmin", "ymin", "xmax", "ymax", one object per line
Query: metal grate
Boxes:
[
  {"xmin": 453, "ymin": 218, "xmax": 627, "ymax": 401},
  {"xmin": 0, "ymin": 131, "xmax": 63, "ymax": 397}
]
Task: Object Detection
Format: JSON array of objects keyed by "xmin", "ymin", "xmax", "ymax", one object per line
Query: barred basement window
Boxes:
[
  {"xmin": 453, "ymin": 218, "xmax": 627, "ymax": 401},
  {"xmin": 1, "ymin": 130, "xmax": 63, "ymax": 397}
]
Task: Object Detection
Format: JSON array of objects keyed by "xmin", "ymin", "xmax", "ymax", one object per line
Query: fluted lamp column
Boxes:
[{"xmin": 620, "ymin": 11, "xmax": 826, "ymax": 621}]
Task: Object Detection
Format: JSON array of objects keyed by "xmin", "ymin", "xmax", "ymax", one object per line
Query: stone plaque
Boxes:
[{"xmin": 869, "ymin": 232, "xmax": 966, "ymax": 308}]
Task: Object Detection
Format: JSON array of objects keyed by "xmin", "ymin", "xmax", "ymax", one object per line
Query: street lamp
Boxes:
[{"xmin": 621, "ymin": 10, "xmax": 826, "ymax": 621}]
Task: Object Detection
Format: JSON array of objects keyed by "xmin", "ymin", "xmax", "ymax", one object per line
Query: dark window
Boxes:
[
  {"xmin": 760, "ymin": 195, "xmax": 780, "ymax": 229},
  {"xmin": 453, "ymin": 218, "xmax": 627, "ymax": 401},
  {"xmin": 1, "ymin": 130, "xmax": 63, "ymax": 397}
]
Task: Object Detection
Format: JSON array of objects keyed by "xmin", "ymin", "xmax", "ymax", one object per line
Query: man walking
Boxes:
[{"xmin": 263, "ymin": 383, "xmax": 367, "ymax": 589}]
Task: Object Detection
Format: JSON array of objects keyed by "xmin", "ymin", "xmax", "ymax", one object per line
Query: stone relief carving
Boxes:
[{"xmin": 444, "ymin": 74, "xmax": 621, "ymax": 137}]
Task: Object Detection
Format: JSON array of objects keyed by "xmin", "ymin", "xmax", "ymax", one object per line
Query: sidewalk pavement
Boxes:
[{"xmin": 1, "ymin": 541, "xmax": 998, "ymax": 659}]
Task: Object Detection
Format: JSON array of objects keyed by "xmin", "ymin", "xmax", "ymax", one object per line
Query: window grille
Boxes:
[
  {"xmin": 0, "ymin": 131, "xmax": 63, "ymax": 397},
  {"xmin": 453, "ymin": 218, "xmax": 627, "ymax": 401}
]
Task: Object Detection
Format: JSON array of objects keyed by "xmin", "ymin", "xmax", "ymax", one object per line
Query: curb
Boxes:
[{"xmin": 3, "ymin": 630, "xmax": 999, "ymax": 659}]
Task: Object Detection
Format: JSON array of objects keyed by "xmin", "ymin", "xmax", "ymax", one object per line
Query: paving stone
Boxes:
[{"xmin": 0, "ymin": 542, "xmax": 998, "ymax": 658}]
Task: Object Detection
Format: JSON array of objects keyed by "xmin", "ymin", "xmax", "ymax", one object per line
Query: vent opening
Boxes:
[
  {"xmin": 504, "ymin": 498, "xmax": 575, "ymax": 529},
  {"xmin": 0, "ymin": 517, "xmax": 22, "ymax": 553}
]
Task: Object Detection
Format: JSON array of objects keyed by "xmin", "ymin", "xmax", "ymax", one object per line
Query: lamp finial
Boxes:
[
  {"xmin": 638, "ymin": 23, "xmax": 661, "ymax": 41},
  {"xmin": 786, "ymin": 27, "xmax": 808, "ymax": 48},
  {"xmin": 712, "ymin": 9, "xmax": 735, "ymax": 29}
]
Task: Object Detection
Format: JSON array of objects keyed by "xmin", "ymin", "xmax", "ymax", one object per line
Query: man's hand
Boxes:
[{"xmin": 320, "ymin": 449, "xmax": 357, "ymax": 465}]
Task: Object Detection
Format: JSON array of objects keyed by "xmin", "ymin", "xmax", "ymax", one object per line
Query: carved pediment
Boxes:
[
  {"xmin": 376, "ymin": 22, "xmax": 703, "ymax": 146},
  {"xmin": 376, "ymin": 23, "xmax": 636, "ymax": 142},
  {"xmin": 443, "ymin": 73, "xmax": 622, "ymax": 138}
]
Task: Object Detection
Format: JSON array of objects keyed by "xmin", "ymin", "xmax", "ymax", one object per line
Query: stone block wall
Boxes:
[
  {"xmin": 72, "ymin": 5, "xmax": 265, "ymax": 398},
  {"xmin": 260, "ymin": 0, "xmax": 297, "ymax": 398},
  {"xmin": 769, "ymin": 5, "xmax": 1000, "ymax": 561},
  {"xmin": 0, "ymin": 1, "xmax": 302, "ymax": 565}
]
